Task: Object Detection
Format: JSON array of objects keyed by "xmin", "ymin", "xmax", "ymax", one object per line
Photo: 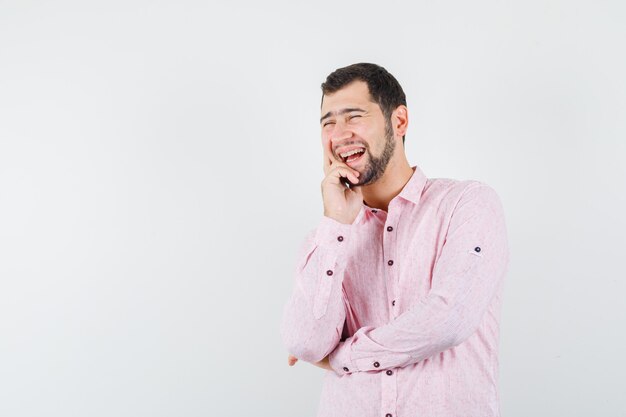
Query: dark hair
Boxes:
[{"xmin": 321, "ymin": 63, "xmax": 407, "ymax": 144}]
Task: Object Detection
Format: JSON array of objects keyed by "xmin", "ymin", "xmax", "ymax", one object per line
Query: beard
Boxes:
[{"xmin": 356, "ymin": 121, "xmax": 396, "ymax": 186}]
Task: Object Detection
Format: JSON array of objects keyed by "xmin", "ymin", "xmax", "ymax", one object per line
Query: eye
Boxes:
[
  {"xmin": 323, "ymin": 121, "xmax": 335, "ymax": 127},
  {"xmin": 349, "ymin": 115, "xmax": 362, "ymax": 120}
]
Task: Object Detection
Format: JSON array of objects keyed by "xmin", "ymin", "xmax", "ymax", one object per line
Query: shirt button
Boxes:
[
  {"xmin": 387, "ymin": 260, "xmax": 393, "ymax": 266},
  {"xmin": 387, "ymin": 226, "xmax": 393, "ymax": 232},
  {"xmin": 326, "ymin": 270, "xmax": 333, "ymax": 276},
  {"xmin": 343, "ymin": 367, "xmax": 349, "ymax": 372},
  {"xmin": 386, "ymin": 414, "xmax": 392, "ymax": 417},
  {"xmin": 475, "ymin": 246, "xmax": 481, "ymax": 252},
  {"xmin": 386, "ymin": 370, "xmax": 393, "ymax": 375},
  {"xmin": 373, "ymin": 361, "xmax": 380, "ymax": 368},
  {"xmin": 391, "ymin": 300, "xmax": 395, "ymax": 306},
  {"xmin": 337, "ymin": 236, "xmax": 344, "ymax": 242}
]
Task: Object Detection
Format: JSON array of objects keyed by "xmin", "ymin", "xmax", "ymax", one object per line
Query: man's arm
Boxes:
[
  {"xmin": 281, "ymin": 135, "xmax": 363, "ymax": 365},
  {"xmin": 279, "ymin": 215, "xmax": 354, "ymax": 364},
  {"xmin": 328, "ymin": 183, "xmax": 510, "ymax": 375}
]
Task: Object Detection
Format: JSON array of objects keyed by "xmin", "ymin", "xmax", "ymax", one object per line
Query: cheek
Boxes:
[
  {"xmin": 356, "ymin": 126, "xmax": 374, "ymax": 144},
  {"xmin": 321, "ymin": 134, "xmax": 330, "ymax": 149},
  {"xmin": 321, "ymin": 126, "xmax": 332, "ymax": 141},
  {"xmin": 321, "ymin": 134, "xmax": 334, "ymax": 155},
  {"xmin": 357, "ymin": 124, "xmax": 375, "ymax": 139}
]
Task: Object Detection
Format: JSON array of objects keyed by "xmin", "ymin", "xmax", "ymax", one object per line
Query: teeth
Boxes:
[{"xmin": 340, "ymin": 148, "xmax": 365, "ymax": 158}]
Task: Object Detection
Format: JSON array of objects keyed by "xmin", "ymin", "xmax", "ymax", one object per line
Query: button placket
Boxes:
[
  {"xmin": 385, "ymin": 221, "xmax": 395, "ymax": 268},
  {"xmin": 381, "ymin": 365, "xmax": 398, "ymax": 417},
  {"xmin": 383, "ymin": 218, "xmax": 398, "ymax": 318}
]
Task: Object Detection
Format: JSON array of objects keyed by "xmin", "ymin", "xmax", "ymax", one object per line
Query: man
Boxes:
[{"xmin": 280, "ymin": 63, "xmax": 509, "ymax": 417}]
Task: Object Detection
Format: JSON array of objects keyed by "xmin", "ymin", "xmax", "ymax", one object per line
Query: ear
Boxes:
[{"xmin": 392, "ymin": 105, "xmax": 409, "ymax": 138}]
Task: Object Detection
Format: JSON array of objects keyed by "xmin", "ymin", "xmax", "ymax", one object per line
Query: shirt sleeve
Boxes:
[
  {"xmin": 279, "ymin": 215, "xmax": 355, "ymax": 364},
  {"xmin": 328, "ymin": 184, "xmax": 510, "ymax": 375}
]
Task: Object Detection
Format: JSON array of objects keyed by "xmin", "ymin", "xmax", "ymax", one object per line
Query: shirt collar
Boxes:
[
  {"xmin": 397, "ymin": 165, "xmax": 428, "ymax": 206},
  {"xmin": 361, "ymin": 165, "xmax": 428, "ymax": 213}
]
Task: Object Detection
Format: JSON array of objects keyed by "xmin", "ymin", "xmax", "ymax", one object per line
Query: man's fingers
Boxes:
[
  {"xmin": 288, "ymin": 355, "xmax": 298, "ymax": 366},
  {"xmin": 324, "ymin": 165, "xmax": 360, "ymax": 185},
  {"xmin": 322, "ymin": 138, "xmax": 344, "ymax": 174},
  {"xmin": 321, "ymin": 141, "xmax": 360, "ymax": 182},
  {"xmin": 323, "ymin": 154, "xmax": 332, "ymax": 176},
  {"xmin": 323, "ymin": 143, "xmax": 337, "ymax": 175}
]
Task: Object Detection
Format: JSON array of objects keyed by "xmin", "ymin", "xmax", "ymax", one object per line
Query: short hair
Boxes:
[{"xmin": 321, "ymin": 63, "xmax": 407, "ymax": 144}]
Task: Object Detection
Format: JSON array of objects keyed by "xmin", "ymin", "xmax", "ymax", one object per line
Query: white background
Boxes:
[{"xmin": 1, "ymin": 1, "xmax": 625, "ymax": 416}]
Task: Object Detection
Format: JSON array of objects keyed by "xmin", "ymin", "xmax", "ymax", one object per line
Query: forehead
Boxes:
[{"xmin": 321, "ymin": 80, "xmax": 375, "ymax": 113}]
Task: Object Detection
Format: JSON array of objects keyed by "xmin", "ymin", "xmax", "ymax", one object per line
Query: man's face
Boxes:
[{"xmin": 320, "ymin": 80, "xmax": 396, "ymax": 186}]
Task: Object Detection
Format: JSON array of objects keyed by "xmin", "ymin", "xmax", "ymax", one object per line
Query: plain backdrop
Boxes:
[{"xmin": 1, "ymin": 1, "xmax": 625, "ymax": 416}]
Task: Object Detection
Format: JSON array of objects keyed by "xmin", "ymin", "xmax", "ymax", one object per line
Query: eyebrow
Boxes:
[{"xmin": 320, "ymin": 107, "xmax": 366, "ymax": 124}]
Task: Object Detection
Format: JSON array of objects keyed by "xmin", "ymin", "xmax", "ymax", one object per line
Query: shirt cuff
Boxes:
[
  {"xmin": 314, "ymin": 215, "xmax": 354, "ymax": 248},
  {"xmin": 329, "ymin": 327, "xmax": 415, "ymax": 374},
  {"xmin": 328, "ymin": 339, "xmax": 356, "ymax": 376}
]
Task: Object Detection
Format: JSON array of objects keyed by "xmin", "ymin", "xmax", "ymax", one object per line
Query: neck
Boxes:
[{"xmin": 361, "ymin": 153, "xmax": 414, "ymax": 212}]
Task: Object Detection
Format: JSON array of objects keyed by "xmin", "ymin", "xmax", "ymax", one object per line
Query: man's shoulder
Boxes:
[{"xmin": 424, "ymin": 176, "xmax": 493, "ymax": 202}]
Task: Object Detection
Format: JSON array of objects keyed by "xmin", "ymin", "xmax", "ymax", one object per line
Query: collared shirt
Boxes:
[{"xmin": 280, "ymin": 165, "xmax": 510, "ymax": 417}]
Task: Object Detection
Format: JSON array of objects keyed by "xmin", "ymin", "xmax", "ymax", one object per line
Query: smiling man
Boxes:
[{"xmin": 280, "ymin": 63, "xmax": 510, "ymax": 417}]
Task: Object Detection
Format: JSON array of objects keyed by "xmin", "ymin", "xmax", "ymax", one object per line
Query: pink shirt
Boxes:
[{"xmin": 280, "ymin": 165, "xmax": 510, "ymax": 417}]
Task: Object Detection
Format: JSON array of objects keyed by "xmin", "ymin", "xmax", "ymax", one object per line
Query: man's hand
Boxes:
[
  {"xmin": 321, "ymin": 138, "xmax": 363, "ymax": 225},
  {"xmin": 287, "ymin": 354, "xmax": 332, "ymax": 371}
]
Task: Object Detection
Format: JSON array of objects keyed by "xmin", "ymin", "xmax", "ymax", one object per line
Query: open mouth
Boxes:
[{"xmin": 341, "ymin": 148, "xmax": 366, "ymax": 165}]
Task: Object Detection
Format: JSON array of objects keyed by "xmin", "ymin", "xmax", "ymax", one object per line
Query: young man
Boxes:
[{"xmin": 280, "ymin": 63, "xmax": 510, "ymax": 417}]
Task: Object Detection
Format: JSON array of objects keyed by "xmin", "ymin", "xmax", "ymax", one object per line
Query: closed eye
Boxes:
[{"xmin": 322, "ymin": 115, "xmax": 361, "ymax": 127}]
